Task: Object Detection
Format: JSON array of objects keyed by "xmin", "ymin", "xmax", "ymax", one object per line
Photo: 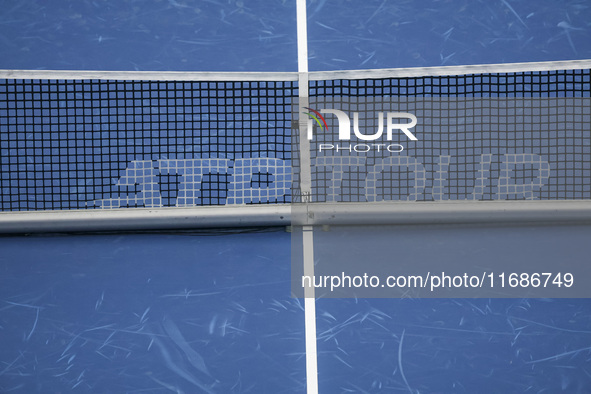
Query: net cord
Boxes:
[{"xmin": 2, "ymin": 59, "xmax": 591, "ymax": 82}]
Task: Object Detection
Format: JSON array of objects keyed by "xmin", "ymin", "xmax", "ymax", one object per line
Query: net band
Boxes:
[{"xmin": 3, "ymin": 59, "xmax": 591, "ymax": 81}]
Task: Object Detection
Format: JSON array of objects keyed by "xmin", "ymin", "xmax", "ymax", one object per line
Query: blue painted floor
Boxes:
[
  {"xmin": 312, "ymin": 224, "xmax": 591, "ymax": 392},
  {"xmin": 1, "ymin": 0, "xmax": 590, "ymax": 72},
  {"xmin": 0, "ymin": 230, "xmax": 303, "ymax": 393},
  {"xmin": 2, "ymin": 227, "xmax": 591, "ymax": 392}
]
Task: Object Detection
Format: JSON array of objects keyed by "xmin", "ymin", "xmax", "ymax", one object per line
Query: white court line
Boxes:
[
  {"xmin": 297, "ymin": 0, "xmax": 309, "ymax": 75},
  {"xmin": 303, "ymin": 226, "xmax": 318, "ymax": 394},
  {"xmin": 297, "ymin": 0, "xmax": 319, "ymax": 393}
]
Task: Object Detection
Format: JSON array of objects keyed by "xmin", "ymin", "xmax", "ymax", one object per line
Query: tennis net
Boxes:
[{"xmin": 1, "ymin": 60, "xmax": 591, "ymax": 231}]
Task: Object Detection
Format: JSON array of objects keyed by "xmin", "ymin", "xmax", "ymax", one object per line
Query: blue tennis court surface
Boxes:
[
  {"xmin": 0, "ymin": 230, "xmax": 303, "ymax": 392},
  {"xmin": 2, "ymin": 1, "xmax": 591, "ymax": 393},
  {"xmin": 2, "ymin": 227, "xmax": 591, "ymax": 392},
  {"xmin": 1, "ymin": 0, "xmax": 590, "ymax": 72}
]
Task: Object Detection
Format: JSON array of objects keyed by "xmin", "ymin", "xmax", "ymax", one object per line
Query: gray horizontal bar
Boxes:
[
  {"xmin": 0, "ymin": 205, "xmax": 291, "ymax": 233},
  {"xmin": 294, "ymin": 200, "xmax": 591, "ymax": 226},
  {"xmin": 2, "ymin": 201, "xmax": 591, "ymax": 233},
  {"xmin": 0, "ymin": 69, "xmax": 299, "ymax": 82},
  {"xmin": 307, "ymin": 59, "xmax": 591, "ymax": 81},
  {"xmin": 1, "ymin": 59, "xmax": 590, "ymax": 82}
]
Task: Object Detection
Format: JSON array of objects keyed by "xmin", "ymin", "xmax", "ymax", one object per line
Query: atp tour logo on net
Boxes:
[{"xmin": 304, "ymin": 107, "xmax": 418, "ymax": 153}]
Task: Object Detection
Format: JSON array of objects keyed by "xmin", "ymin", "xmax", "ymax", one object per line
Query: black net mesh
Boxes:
[
  {"xmin": 1, "ymin": 68, "xmax": 591, "ymax": 211},
  {"xmin": 0, "ymin": 79, "xmax": 295, "ymax": 210},
  {"xmin": 309, "ymin": 69, "xmax": 591, "ymax": 97},
  {"xmin": 299, "ymin": 68, "xmax": 591, "ymax": 203}
]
